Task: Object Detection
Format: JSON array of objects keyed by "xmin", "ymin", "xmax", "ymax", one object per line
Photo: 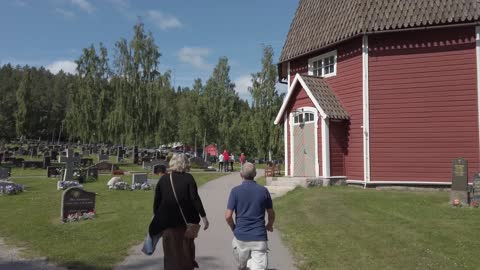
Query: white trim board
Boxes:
[
  {"xmin": 284, "ymin": 113, "xmax": 289, "ymax": 176},
  {"xmin": 274, "ymin": 73, "xmax": 328, "ymax": 125},
  {"xmin": 321, "ymin": 118, "xmax": 330, "ymax": 177},
  {"xmin": 362, "ymin": 35, "xmax": 371, "ymax": 184}
]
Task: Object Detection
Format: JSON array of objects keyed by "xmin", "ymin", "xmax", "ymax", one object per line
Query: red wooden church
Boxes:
[{"xmin": 275, "ymin": 0, "xmax": 480, "ymax": 185}]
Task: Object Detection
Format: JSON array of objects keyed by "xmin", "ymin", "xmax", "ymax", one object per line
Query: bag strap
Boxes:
[{"xmin": 169, "ymin": 173, "xmax": 188, "ymax": 225}]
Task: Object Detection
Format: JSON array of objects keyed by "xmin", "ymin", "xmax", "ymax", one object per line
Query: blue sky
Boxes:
[{"xmin": 0, "ymin": 0, "xmax": 297, "ymax": 99}]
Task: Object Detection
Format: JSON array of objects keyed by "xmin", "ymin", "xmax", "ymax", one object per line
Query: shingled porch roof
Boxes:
[
  {"xmin": 274, "ymin": 74, "xmax": 349, "ymax": 125},
  {"xmin": 279, "ymin": 0, "xmax": 480, "ymax": 64}
]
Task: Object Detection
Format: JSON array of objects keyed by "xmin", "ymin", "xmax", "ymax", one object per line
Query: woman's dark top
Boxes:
[{"xmin": 149, "ymin": 172, "xmax": 206, "ymax": 236}]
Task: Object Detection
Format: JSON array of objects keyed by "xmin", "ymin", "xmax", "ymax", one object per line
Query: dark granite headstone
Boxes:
[
  {"xmin": 95, "ymin": 161, "xmax": 119, "ymax": 172},
  {"xmin": 43, "ymin": 156, "xmax": 51, "ymax": 169},
  {"xmin": 47, "ymin": 166, "xmax": 63, "ymax": 178},
  {"xmin": 472, "ymin": 173, "xmax": 480, "ymax": 203},
  {"xmin": 61, "ymin": 187, "xmax": 96, "ymax": 221},
  {"xmin": 86, "ymin": 166, "xmax": 98, "ymax": 180},
  {"xmin": 80, "ymin": 158, "xmax": 94, "ymax": 167},
  {"xmin": 22, "ymin": 161, "xmax": 44, "ymax": 169},
  {"xmin": 132, "ymin": 173, "xmax": 148, "ymax": 185},
  {"xmin": 0, "ymin": 167, "xmax": 11, "ymax": 180},
  {"xmin": 133, "ymin": 146, "xmax": 139, "ymax": 165},
  {"xmin": 152, "ymin": 164, "xmax": 167, "ymax": 175},
  {"xmin": 98, "ymin": 154, "xmax": 109, "ymax": 161},
  {"xmin": 450, "ymin": 158, "xmax": 469, "ymax": 205}
]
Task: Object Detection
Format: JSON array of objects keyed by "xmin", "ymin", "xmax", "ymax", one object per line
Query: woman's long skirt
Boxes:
[{"xmin": 162, "ymin": 227, "xmax": 197, "ymax": 270}]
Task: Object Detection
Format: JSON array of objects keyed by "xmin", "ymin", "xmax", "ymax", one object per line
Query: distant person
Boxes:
[
  {"xmin": 225, "ymin": 162, "xmax": 275, "ymax": 270},
  {"xmin": 223, "ymin": 149, "xmax": 230, "ymax": 172},
  {"xmin": 218, "ymin": 153, "xmax": 224, "ymax": 172},
  {"xmin": 230, "ymin": 153, "xmax": 235, "ymax": 171},
  {"xmin": 150, "ymin": 153, "xmax": 210, "ymax": 270},
  {"xmin": 239, "ymin": 153, "xmax": 246, "ymax": 170}
]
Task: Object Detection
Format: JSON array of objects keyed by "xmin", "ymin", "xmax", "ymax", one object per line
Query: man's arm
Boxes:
[
  {"xmin": 225, "ymin": 209, "xmax": 235, "ymax": 231},
  {"xmin": 266, "ymin": 208, "xmax": 275, "ymax": 232}
]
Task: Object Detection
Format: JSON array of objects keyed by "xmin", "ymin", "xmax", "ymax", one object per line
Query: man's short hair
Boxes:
[{"xmin": 241, "ymin": 162, "xmax": 256, "ymax": 180}]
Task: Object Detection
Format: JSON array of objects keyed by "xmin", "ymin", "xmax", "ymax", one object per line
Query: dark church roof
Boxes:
[
  {"xmin": 280, "ymin": 0, "xmax": 480, "ymax": 63},
  {"xmin": 275, "ymin": 74, "xmax": 349, "ymax": 124},
  {"xmin": 302, "ymin": 75, "xmax": 349, "ymax": 120}
]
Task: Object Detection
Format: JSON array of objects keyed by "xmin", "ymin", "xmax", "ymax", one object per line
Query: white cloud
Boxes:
[
  {"xmin": 13, "ymin": 0, "xmax": 27, "ymax": 7},
  {"xmin": 108, "ymin": 0, "xmax": 129, "ymax": 10},
  {"xmin": 234, "ymin": 75, "xmax": 253, "ymax": 98},
  {"xmin": 178, "ymin": 47, "xmax": 211, "ymax": 70},
  {"xmin": 46, "ymin": 60, "xmax": 77, "ymax": 75},
  {"xmin": 147, "ymin": 10, "xmax": 182, "ymax": 30},
  {"xmin": 55, "ymin": 8, "xmax": 76, "ymax": 19},
  {"xmin": 71, "ymin": 0, "xmax": 94, "ymax": 13}
]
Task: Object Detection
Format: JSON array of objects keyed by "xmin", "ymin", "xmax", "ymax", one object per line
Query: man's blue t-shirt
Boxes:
[{"xmin": 227, "ymin": 180, "xmax": 273, "ymax": 241}]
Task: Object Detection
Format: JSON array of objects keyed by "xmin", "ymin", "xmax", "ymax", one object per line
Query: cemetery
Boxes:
[{"xmin": 2, "ymin": 0, "xmax": 480, "ymax": 269}]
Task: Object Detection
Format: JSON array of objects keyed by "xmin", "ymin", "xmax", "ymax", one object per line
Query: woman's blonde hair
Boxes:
[{"xmin": 169, "ymin": 153, "xmax": 191, "ymax": 172}]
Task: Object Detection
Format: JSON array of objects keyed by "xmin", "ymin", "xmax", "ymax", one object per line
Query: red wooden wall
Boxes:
[
  {"xmin": 289, "ymin": 38, "xmax": 364, "ymax": 180},
  {"xmin": 330, "ymin": 120, "xmax": 348, "ymax": 176},
  {"xmin": 369, "ymin": 26, "xmax": 479, "ymax": 182}
]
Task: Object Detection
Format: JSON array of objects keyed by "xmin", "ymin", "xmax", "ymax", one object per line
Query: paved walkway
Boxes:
[
  {"xmin": 116, "ymin": 172, "xmax": 296, "ymax": 270},
  {"xmin": 0, "ymin": 238, "xmax": 65, "ymax": 270}
]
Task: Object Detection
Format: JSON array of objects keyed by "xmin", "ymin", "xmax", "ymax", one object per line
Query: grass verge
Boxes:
[
  {"xmin": 274, "ymin": 186, "xmax": 480, "ymax": 270},
  {"xmin": 0, "ymin": 172, "xmax": 223, "ymax": 269}
]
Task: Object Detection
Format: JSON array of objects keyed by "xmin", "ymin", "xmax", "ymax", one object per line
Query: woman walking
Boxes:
[{"xmin": 149, "ymin": 153, "xmax": 209, "ymax": 269}]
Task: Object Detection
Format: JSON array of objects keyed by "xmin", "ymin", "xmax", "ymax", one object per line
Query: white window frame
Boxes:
[
  {"xmin": 292, "ymin": 110, "xmax": 316, "ymax": 126},
  {"xmin": 308, "ymin": 50, "xmax": 337, "ymax": 78}
]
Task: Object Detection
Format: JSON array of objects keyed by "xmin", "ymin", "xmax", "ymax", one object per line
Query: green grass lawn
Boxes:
[
  {"xmin": 0, "ymin": 172, "xmax": 223, "ymax": 269},
  {"xmin": 274, "ymin": 187, "xmax": 480, "ymax": 270}
]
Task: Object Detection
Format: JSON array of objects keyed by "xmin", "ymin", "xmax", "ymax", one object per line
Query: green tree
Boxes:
[
  {"xmin": 15, "ymin": 69, "xmax": 31, "ymax": 138},
  {"xmin": 249, "ymin": 45, "xmax": 284, "ymax": 160}
]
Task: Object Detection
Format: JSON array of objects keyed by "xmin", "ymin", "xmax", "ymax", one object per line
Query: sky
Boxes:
[{"xmin": 0, "ymin": 0, "xmax": 298, "ymax": 99}]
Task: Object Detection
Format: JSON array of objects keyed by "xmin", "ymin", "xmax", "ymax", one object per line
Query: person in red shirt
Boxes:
[
  {"xmin": 223, "ymin": 150, "xmax": 230, "ymax": 172},
  {"xmin": 239, "ymin": 153, "xmax": 246, "ymax": 170}
]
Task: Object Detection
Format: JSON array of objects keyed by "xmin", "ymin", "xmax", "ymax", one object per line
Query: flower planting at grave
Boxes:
[
  {"xmin": 452, "ymin": 199, "xmax": 461, "ymax": 207},
  {"xmin": 132, "ymin": 182, "xmax": 152, "ymax": 191},
  {"xmin": 57, "ymin": 181, "xmax": 82, "ymax": 190},
  {"xmin": 110, "ymin": 181, "xmax": 130, "ymax": 190},
  {"xmin": 0, "ymin": 181, "xmax": 24, "ymax": 195},
  {"xmin": 64, "ymin": 211, "xmax": 96, "ymax": 223},
  {"xmin": 470, "ymin": 201, "xmax": 479, "ymax": 208}
]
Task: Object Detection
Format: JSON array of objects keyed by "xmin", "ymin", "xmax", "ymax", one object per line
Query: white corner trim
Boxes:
[
  {"xmin": 368, "ymin": 181, "xmax": 452, "ymax": 185},
  {"xmin": 274, "ymin": 73, "xmax": 328, "ymax": 124},
  {"xmin": 347, "ymin": 180, "xmax": 366, "ymax": 184},
  {"xmin": 314, "ymin": 112, "xmax": 320, "ymax": 177},
  {"xmin": 284, "ymin": 112, "xmax": 289, "ymax": 176},
  {"xmin": 289, "ymin": 112, "xmax": 294, "ymax": 176},
  {"xmin": 362, "ymin": 35, "xmax": 371, "ymax": 183},
  {"xmin": 321, "ymin": 118, "xmax": 330, "ymax": 177},
  {"xmin": 476, "ymin": 26, "xmax": 480, "ymax": 162}
]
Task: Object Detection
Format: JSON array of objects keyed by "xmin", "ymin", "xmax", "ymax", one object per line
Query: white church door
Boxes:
[{"xmin": 292, "ymin": 110, "xmax": 317, "ymax": 177}]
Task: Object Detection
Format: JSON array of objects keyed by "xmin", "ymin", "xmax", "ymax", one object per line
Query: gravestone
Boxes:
[
  {"xmin": 472, "ymin": 173, "xmax": 480, "ymax": 203},
  {"xmin": 50, "ymin": 150, "xmax": 58, "ymax": 161},
  {"xmin": 61, "ymin": 187, "xmax": 96, "ymax": 221},
  {"xmin": 143, "ymin": 160, "xmax": 161, "ymax": 170},
  {"xmin": 98, "ymin": 154, "xmax": 109, "ymax": 161},
  {"xmin": 47, "ymin": 166, "xmax": 63, "ymax": 178},
  {"xmin": 189, "ymin": 157, "xmax": 209, "ymax": 169},
  {"xmin": 132, "ymin": 173, "xmax": 148, "ymax": 186},
  {"xmin": 22, "ymin": 161, "xmax": 44, "ymax": 169},
  {"xmin": 0, "ymin": 167, "xmax": 11, "ymax": 180},
  {"xmin": 95, "ymin": 161, "xmax": 119, "ymax": 173},
  {"xmin": 43, "ymin": 156, "xmax": 51, "ymax": 169},
  {"xmin": 152, "ymin": 164, "xmax": 167, "ymax": 175},
  {"xmin": 133, "ymin": 146, "xmax": 139, "ymax": 165},
  {"xmin": 86, "ymin": 166, "xmax": 98, "ymax": 181},
  {"xmin": 450, "ymin": 158, "xmax": 469, "ymax": 205},
  {"xmin": 63, "ymin": 149, "xmax": 76, "ymax": 182},
  {"xmin": 116, "ymin": 146, "xmax": 124, "ymax": 162},
  {"xmin": 80, "ymin": 158, "xmax": 94, "ymax": 167}
]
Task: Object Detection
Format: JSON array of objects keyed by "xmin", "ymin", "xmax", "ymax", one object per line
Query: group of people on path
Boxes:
[
  {"xmin": 149, "ymin": 153, "xmax": 274, "ymax": 270},
  {"xmin": 218, "ymin": 150, "xmax": 247, "ymax": 172}
]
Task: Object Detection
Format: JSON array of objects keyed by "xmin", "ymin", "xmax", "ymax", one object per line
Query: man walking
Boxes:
[
  {"xmin": 225, "ymin": 162, "xmax": 275, "ymax": 270},
  {"xmin": 223, "ymin": 149, "xmax": 230, "ymax": 172}
]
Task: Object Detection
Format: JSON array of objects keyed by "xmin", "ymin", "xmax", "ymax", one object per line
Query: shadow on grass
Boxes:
[{"xmin": 116, "ymin": 256, "xmax": 225, "ymax": 270}]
